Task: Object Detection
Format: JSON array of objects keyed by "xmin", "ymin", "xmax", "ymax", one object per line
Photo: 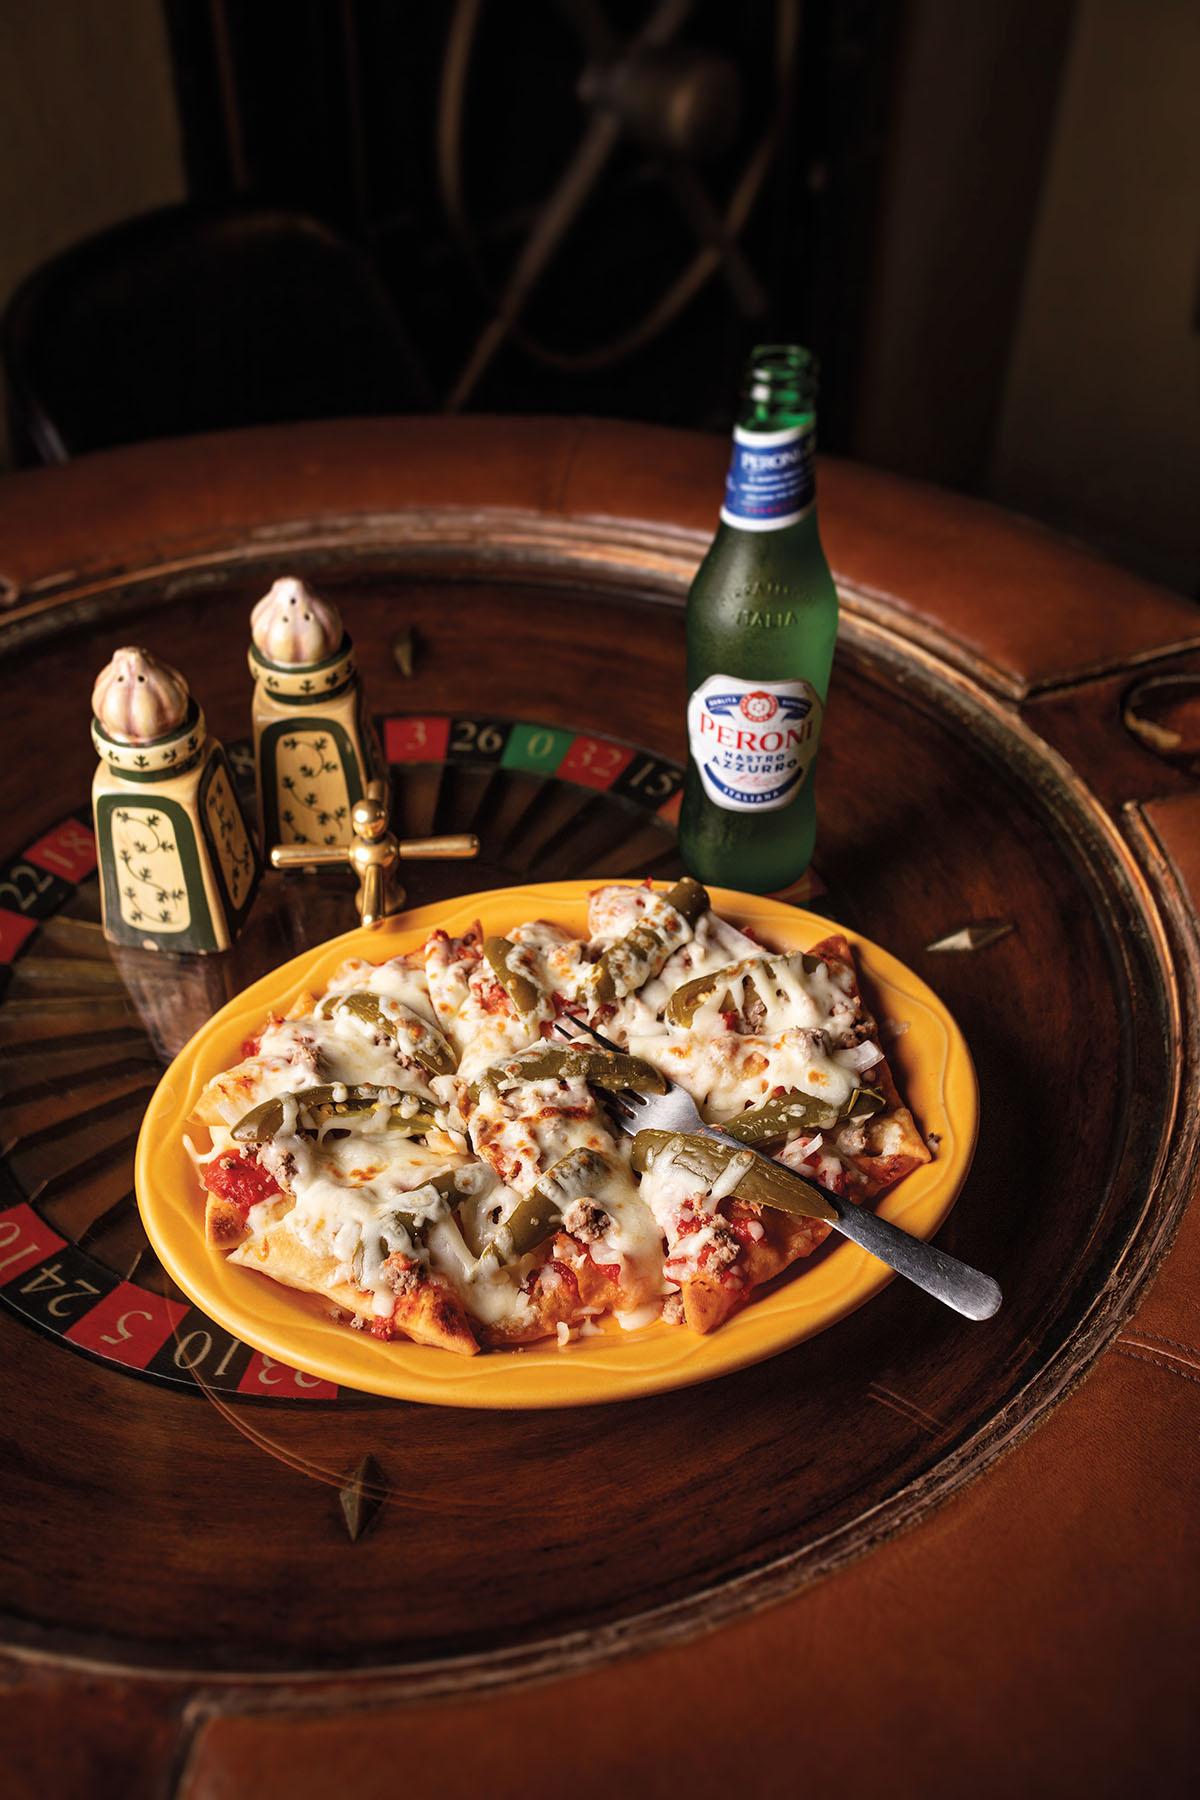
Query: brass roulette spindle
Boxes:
[{"xmin": 270, "ymin": 780, "xmax": 478, "ymax": 928}]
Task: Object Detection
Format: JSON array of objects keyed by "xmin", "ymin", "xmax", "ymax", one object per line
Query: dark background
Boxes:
[
  {"xmin": 161, "ymin": 0, "xmax": 893, "ymax": 443},
  {"xmin": 0, "ymin": 0, "xmax": 1196, "ymax": 594}
]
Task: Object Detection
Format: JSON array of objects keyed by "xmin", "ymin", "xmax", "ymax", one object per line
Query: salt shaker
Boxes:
[{"xmin": 91, "ymin": 647, "xmax": 259, "ymax": 952}]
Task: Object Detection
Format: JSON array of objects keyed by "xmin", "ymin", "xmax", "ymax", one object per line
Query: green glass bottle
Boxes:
[{"xmin": 678, "ymin": 344, "xmax": 838, "ymax": 893}]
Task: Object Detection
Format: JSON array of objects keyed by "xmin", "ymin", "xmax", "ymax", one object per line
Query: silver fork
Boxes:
[{"xmin": 555, "ymin": 1014, "xmax": 1001, "ymax": 1321}]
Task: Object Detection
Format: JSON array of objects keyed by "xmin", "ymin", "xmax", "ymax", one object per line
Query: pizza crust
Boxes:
[{"xmin": 229, "ymin": 1220, "xmax": 479, "ymax": 1356}]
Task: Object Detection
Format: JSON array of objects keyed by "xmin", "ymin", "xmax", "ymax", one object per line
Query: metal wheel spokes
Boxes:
[{"xmin": 439, "ymin": 0, "xmax": 798, "ymax": 405}]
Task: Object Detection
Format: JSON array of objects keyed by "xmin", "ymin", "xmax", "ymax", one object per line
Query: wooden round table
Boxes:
[{"xmin": 1, "ymin": 419, "xmax": 1197, "ymax": 1799}]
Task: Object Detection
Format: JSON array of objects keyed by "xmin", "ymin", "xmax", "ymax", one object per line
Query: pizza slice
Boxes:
[
  {"xmin": 626, "ymin": 922, "xmax": 931, "ymax": 1333},
  {"xmin": 228, "ymin": 1209, "xmax": 481, "ymax": 1357},
  {"xmin": 462, "ymin": 1041, "xmax": 666, "ymax": 1345}
]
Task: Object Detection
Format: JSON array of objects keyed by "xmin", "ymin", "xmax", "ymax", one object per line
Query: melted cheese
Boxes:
[
  {"xmin": 264, "ymin": 1013, "xmax": 436, "ymax": 1098},
  {"xmin": 267, "ymin": 1129, "xmax": 462, "ymax": 1296},
  {"xmin": 586, "ymin": 883, "xmax": 660, "ymax": 942},
  {"xmin": 604, "ymin": 910, "xmax": 762, "ymax": 1040},
  {"xmin": 509, "ymin": 919, "xmax": 588, "ymax": 1006},
  {"xmin": 324, "ymin": 953, "xmax": 439, "ymax": 1022},
  {"xmin": 468, "ymin": 1073, "xmax": 614, "ymax": 1194},
  {"xmin": 198, "ymin": 885, "xmax": 901, "ymax": 1347},
  {"xmin": 613, "ymin": 944, "xmax": 873, "ymax": 1124},
  {"xmin": 634, "ymin": 1137, "xmax": 728, "ymax": 1286}
]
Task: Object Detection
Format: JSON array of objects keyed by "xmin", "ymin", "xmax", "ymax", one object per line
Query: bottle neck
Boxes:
[{"xmin": 719, "ymin": 418, "xmax": 817, "ymax": 533}]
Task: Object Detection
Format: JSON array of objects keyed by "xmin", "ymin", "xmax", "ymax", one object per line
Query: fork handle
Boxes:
[
  {"xmin": 815, "ymin": 1197, "xmax": 1001, "ymax": 1320},
  {"xmin": 700, "ymin": 1127, "xmax": 1001, "ymax": 1321}
]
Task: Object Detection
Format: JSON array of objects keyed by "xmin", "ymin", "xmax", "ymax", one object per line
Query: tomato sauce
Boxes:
[{"xmin": 203, "ymin": 1153, "xmax": 281, "ymax": 1218}]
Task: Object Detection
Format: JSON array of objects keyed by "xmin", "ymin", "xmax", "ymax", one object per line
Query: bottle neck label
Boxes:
[
  {"xmin": 720, "ymin": 424, "xmax": 815, "ymax": 532},
  {"xmin": 686, "ymin": 674, "xmax": 823, "ymax": 812}
]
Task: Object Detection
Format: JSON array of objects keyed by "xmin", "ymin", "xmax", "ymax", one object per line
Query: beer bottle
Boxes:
[{"xmin": 678, "ymin": 344, "xmax": 838, "ymax": 893}]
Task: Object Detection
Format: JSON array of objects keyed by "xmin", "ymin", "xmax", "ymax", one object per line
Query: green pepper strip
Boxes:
[
  {"xmin": 468, "ymin": 1042, "xmax": 667, "ymax": 1102},
  {"xmin": 231, "ymin": 1085, "xmax": 439, "ymax": 1143},
  {"xmin": 483, "ymin": 936, "xmax": 543, "ymax": 1018},
  {"xmin": 629, "ymin": 1129, "xmax": 838, "ymax": 1224},
  {"xmin": 664, "ymin": 951, "xmax": 822, "ymax": 1028},
  {"xmin": 319, "ymin": 990, "xmax": 457, "ymax": 1075},
  {"xmin": 722, "ymin": 1085, "xmax": 886, "ymax": 1145},
  {"xmin": 664, "ymin": 876, "xmax": 709, "ymax": 926},
  {"xmin": 500, "ymin": 1148, "xmax": 613, "ymax": 1258},
  {"xmin": 590, "ymin": 878, "xmax": 710, "ymax": 1006},
  {"xmin": 664, "ymin": 956, "xmax": 761, "ymax": 1027},
  {"xmin": 386, "ymin": 1167, "xmax": 474, "ymax": 1244}
]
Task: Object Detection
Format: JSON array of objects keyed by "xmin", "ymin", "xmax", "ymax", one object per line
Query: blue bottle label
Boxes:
[
  {"xmin": 720, "ymin": 425, "xmax": 815, "ymax": 531},
  {"xmin": 686, "ymin": 674, "xmax": 823, "ymax": 812}
]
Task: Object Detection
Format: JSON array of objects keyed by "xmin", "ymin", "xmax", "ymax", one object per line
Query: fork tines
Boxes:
[
  {"xmin": 552, "ymin": 1012, "xmax": 642, "ymax": 1117},
  {"xmin": 553, "ymin": 1013, "xmax": 625, "ymax": 1056}
]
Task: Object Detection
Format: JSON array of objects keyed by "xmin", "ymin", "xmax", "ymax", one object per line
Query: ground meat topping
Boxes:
[
  {"xmin": 382, "ymin": 1255, "xmax": 420, "ymax": 1297},
  {"xmin": 561, "ymin": 1199, "xmax": 612, "ymax": 1242},
  {"xmin": 706, "ymin": 1221, "xmax": 741, "ymax": 1273},
  {"xmin": 743, "ymin": 992, "xmax": 767, "ymax": 1034},
  {"xmin": 839, "ymin": 1012, "xmax": 878, "ymax": 1048}
]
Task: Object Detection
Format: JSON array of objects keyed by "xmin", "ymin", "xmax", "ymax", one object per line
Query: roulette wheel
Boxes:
[
  {"xmin": 0, "ymin": 715, "xmax": 686, "ymax": 1404},
  {"xmin": 0, "ymin": 417, "xmax": 1197, "ymax": 1798}
]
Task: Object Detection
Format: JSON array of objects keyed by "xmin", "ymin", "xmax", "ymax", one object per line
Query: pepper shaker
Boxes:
[
  {"xmin": 91, "ymin": 647, "xmax": 259, "ymax": 952},
  {"xmin": 248, "ymin": 577, "xmax": 386, "ymax": 852}
]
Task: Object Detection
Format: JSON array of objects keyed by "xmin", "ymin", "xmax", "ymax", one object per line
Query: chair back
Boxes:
[{"xmin": 2, "ymin": 205, "xmax": 432, "ymax": 462}]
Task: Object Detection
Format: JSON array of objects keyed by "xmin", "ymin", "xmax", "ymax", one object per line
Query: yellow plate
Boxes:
[{"xmin": 135, "ymin": 882, "xmax": 978, "ymax": 1408}]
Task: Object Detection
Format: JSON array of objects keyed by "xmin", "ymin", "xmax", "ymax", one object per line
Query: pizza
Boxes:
[{"xmin": 187, "ymin": 880, "xmax": 930, "ymax": 1356}]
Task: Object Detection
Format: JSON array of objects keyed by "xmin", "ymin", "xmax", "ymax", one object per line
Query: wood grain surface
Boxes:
[{"xmin": 0, "ymin": 419, "xmax": 1196, "ymax": 1798}]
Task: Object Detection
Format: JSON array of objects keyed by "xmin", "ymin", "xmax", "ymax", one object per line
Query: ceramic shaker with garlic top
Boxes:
[
  {"xmin": 247, "ymin": 577, "xmax": 386, "ymax": 853},
  {"xmin": 90, "ymin": 647, "xmax": 259, "ymax": 952}
]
